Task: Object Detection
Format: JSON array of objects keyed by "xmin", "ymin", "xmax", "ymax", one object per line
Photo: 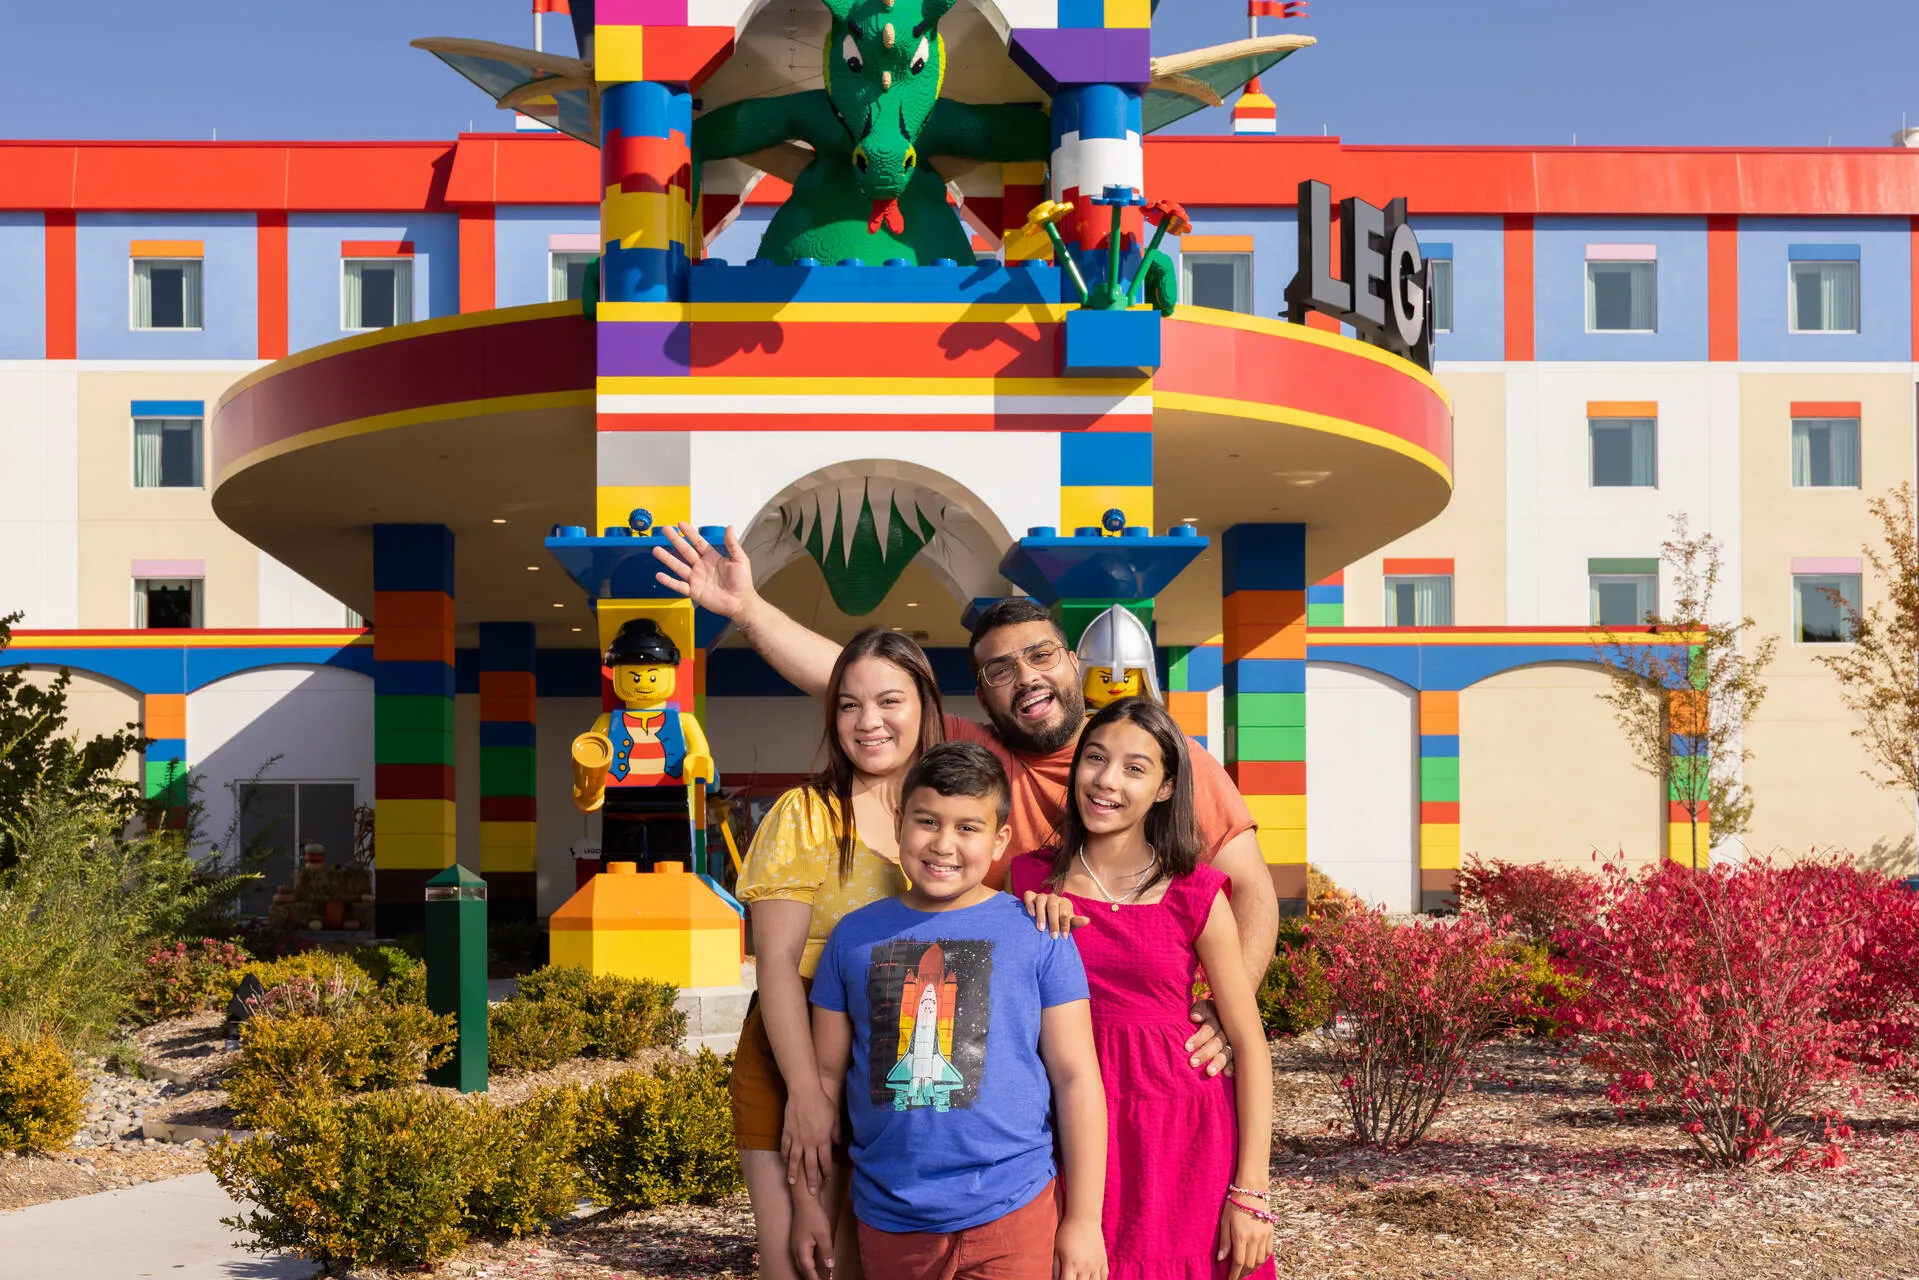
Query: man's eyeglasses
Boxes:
[{"xmin": 978, "ymin": 641, "xmax": 1068, "ymax": 688}]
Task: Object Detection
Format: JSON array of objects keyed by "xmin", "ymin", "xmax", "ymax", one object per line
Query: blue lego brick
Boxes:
[
  {"xmin": 373, "ymin": 524, "xmax": 455, "ymax": 594},
  {"xmin": 1059, "ymin": 307, "xmax": 1160, "ymax": 376},
  {"xmin": 1060, "ymin": 430, "xmax": 1153, "ymax": 487},
  {"xmin": 1220, "ymin": 524, "xmax": 1305, "ymax": 592},
  {"xmin": 1182, "ymin": 644, "xmax": 1223, "ymax": 691},
  {"xmin": 1306, "ymin": 584, "xmax": 1345, "ymax": 605},
  {"xmin": 480, "ymin": 720, "xmax": 538, "ymax": 748},
  {"xmin": 537, "ymin": 647, "xmax": 605, "ymax": 698},
  {"xmin": 999, "ymin": 528, "xmax": 1205, "ymax": 607},
  {"xmin": 545, "ymin": 532, "xmax": 701, "ymax": 601},
  {"xmin": 687, "ymin": 262, "xmax": 1066, "ymax": 306},
  {"xmin": 1057, "ymin": 0, "xmax": 1105, "ymax": 28},
  {"xmin": 1223, "ymin": 658, "xmax": 1305, "ymax": 696},
  {"xmin": 478, "ymin": 621, "xmax": 537, "ymax": 672},
  {"xmin": 1420, "ymin": 734, "xmax": 1460, "ymax": 758},
  {"xmin": 130, "ymin": 400, "xmax": 205, "ymax": 418},
  {"xmin": 373, "ymin": 660, "xmax": 456, "ymax": 699},
  {"xmin": 143, "ymin": 737, "xmax": 187, "ymax": 761}
]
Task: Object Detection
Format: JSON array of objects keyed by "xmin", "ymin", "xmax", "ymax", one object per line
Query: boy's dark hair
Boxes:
[
  {"xmin": 900, "ymin": 742, "xmax": 1011, "ymax": 827},
  {"xmin": 1047, "ymin": 697, "xmax": 1203, "ymax": 894},
  {"xmin": 967, "ymin": 598, "xmax": 1070, "ymax": 674}
]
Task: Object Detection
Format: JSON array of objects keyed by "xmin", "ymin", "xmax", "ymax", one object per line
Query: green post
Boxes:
[{"xmin": 425, "ymin": 864, "xmax": 488, "ymax": 1092}]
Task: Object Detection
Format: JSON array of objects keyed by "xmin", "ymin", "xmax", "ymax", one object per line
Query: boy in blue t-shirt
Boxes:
[{"xmin": 791, "ymin": 742, "xmax": 1108, "ymax": 1280}]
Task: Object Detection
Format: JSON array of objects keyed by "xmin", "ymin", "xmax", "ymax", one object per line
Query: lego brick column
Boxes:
[
  {"xmin": 1417, "ymin": 690, "xmax": 1461, "ymax": 911},
  {"xmin": 1668, "ymin": 682, "xmax": 1710, "ymax": 867},
  {"xmin": 1048, "ymin": 83, "xmax": 1144, "ymax": 277},
  {"xmin": 373, "ymin": 524, "xmax": 456, "ymax": 936},
  {"xmin": 142, "ymin": 692, "xmax": 189, "ymax": 829},
  {"xmin": 1164, "ymin": 639, "xmax": 1222, "ymax": 752},
  {"xmin": 1221, "ymin": 524, "xmax": 1307, "ymax": 913},
  {"xmin": 478, "ymin": 622, "xmax": 538, "ymax": 922},
  {"xmin": 599, "ymin": 80, "xmax": 692, "ymax": 308},
  {"xmin": 1307, "ymin": 571, "xmax": 1344, "ymax": 626}
]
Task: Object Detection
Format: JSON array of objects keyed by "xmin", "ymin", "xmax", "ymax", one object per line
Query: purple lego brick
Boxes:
[
  {"xmin": 1008, "ymin": 29, "xmax": 1152, "ymax": 93},
  {"xmin": 597, "ymin": 320, "xmax": 691, "ymax": 377},
  {"xmin": 598, "ymin": 0, "xmax": 688, "ymax": 24}
]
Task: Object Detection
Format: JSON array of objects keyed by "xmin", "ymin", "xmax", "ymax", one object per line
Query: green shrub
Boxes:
[
  {"xmin": 228, "ymin": 1003, "xmax": 454, "ymax": 1125},
  {"xmin": 468, "ymin": 1087, "xmax": 585, "ymax": 1236},
  {"xmin": 577, "ymin": 1051, "xmax": 741, "ymax": 1209},
  {"xmin": 515, "ymin": 966, "xmax": 685, "ymax": 1059},
  {"xmin": 349, "ymin": 944, "xmax": 426, "ymax": 1004},
  {"xmin": 211, "ymin": 1089, "xmax": 478, "ymax": 1270},
  {"xmin": 132, "ymin": 938, "xmax": 252, "ymax": 1019},
  {"xmin": 233, "ymin": 953, "xmax": 362, "ymax": 1002},
  {"xmin": 1258, "ymin": 919, "xmax": 1332, "ymax": 1037},
  {"xmin": 0, "ymin": 1035, "xmax": 84, "ymax": 1153},
  {"xmin": 489, "ymin": 998, "xmax": 589, "ymax": 1073}
]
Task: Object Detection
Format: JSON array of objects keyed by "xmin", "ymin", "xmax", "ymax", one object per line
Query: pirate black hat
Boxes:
[{"xmin": 604, "ymin": 618, "xmax": 680, "ymax": 667}]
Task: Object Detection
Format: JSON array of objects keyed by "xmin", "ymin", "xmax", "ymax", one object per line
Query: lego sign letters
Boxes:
[{"xmin": 1284, "ymin": 179, "xmax": 1433, "ymax": 370}]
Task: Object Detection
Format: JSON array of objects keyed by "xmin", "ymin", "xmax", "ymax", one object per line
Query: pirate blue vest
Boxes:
[{"xmin": 606, "ymin": 706, "xmax": 688, "ymax": 787}]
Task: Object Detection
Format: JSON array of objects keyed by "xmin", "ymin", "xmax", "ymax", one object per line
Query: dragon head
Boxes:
[{"xmin": 821, "ymin": 0, "xmax": 953, "ymax": 221}]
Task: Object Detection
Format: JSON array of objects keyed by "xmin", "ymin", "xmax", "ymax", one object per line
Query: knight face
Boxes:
[
  {"xmin": 821, "ymin": 0, "xmax": 951, "ymax": 202},
  {"xmin": 612, "ymin": 661, "xmax": 676, "ymax": 707},
  {"xmin": 1082, "ymin": 665, "xmax": 1145, "ymax": 711}
]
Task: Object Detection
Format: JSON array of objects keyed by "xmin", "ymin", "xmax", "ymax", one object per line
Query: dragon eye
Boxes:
[
  {"xmin": 842, "ymin": 32, "xmax": 862, "ymax": 73},
  {"xmin": 910, "ymin": 36, "xmax": 928, "ymax": 74}
]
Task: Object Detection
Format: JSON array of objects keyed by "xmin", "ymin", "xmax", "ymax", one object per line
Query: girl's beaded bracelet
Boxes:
[
  {"xmin": 1228, "ymin": 1184, "xmax": 1270, "ymax": 1199},
  {"xmin": 1227, "ymin": 1197, "xmax": 1279, "ymax": 1225}
]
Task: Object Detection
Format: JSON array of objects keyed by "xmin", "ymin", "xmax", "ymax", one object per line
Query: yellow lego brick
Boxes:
[
  {"xmin": 376, "ymin": 798, "xmax": 456, "ymax": 837},
  {"xmin": 1247, "ymin": 794, "xmax": 1306, "ymax": 831},
  {"xmin": 1060, "ymin": 486, "xmax": 1154, "ymax": 535},
  {"xmin": 595, "ymin": 25, "xmax": 645, "ymax": 83},
  {"xmin": 1002, "ymin": 162, "xmax": 1048, "ymax": 187},
  {"xmin": 601, "ymin": 187, "xmax": 691, "ymax": 253},
  {"xmin": 596, "ymin": 485, "xmax": 691, "ymax": 536},
  {"xmin": 1668, "ymin": 822, "xmax": 1710, "ymax": 865},
  {"xmin": 1420, "ymin": 845, "xmax": 1462, "ymax": 871},
  {"xmin": 1103, "ymin": 0, "xmax": 1152, "ymax": 27},
  {"xmin": 376, "ymin": 830, "xmax": 456, "ymax": 871},
  {"xmin": 1255, "ymin": 828, "xmax": 1307, "ymax": 865},
  {"xmin": 479, "ymin": 822, "xmax": 539, "ymax": 873},
  {"xmin": 1418, "ymin": 822, "xmax": 1461, "ymax": 851}
]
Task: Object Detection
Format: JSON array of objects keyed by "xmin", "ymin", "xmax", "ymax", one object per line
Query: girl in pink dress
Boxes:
[{"xmin": 1009, "ymin": 697, "xmax": 1275, "ymax": 1280}]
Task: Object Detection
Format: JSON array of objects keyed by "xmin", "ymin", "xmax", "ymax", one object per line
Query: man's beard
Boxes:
[{"xmin": 989, "ymin": 678, "xmax": 1086, "ymax": 756}]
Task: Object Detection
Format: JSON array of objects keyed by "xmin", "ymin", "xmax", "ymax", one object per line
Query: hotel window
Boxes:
[
  {"xmin": 1790, "ymin": 416, "xmax": 1861, "ymax": 488},
  {"xmin": 1180, "ymin": 252, "xmax": 1252, "ymax": 314},
  {"xmin": 550, "ymin": 251, "xmax": 597, "ymax": 302},
  {"xmin": 235, "ymin": 780, "xmax": 358, "ymax": 914},
  {"xmin": 135, "ymin": 578, "xmax": 203, "ymax": 629},
  {"xmin": 344, "ymin": 605, "xmax": 365, "ymax": 628},
  {"xmin": 1589, "ymin": 416, "xmax": 1657, "ymax": 487},
  {"xmin": 1788, "ymin": 246, "xmax": 1859, "ymax": 333},
  {"xmin": 1586, "ymin": 248, "xmax": 1656, "ymax": 332},
  {"xmin": 1793, "ymin": 572, "xmax": 1860, "ymax": 644},
  {"xmin": 342, "ymin": 256, "xmax": 414, "ymax": 330},
  {"xmin": 1428, "ymin": 257, "xmax": 1454, "ymax": 332},
  {"xmin": 1589, "ymin": 560, "xmax": 1658, "ymax": 626},
  {"xmin": 130, "ymin": 256, "xmax": 203, "ymax": 330},
  {"xmin": 1383, "ymin": 574, "xmax": 1452, "ymax": 626},
  {"xmin": 131, "ymin": 416, "xmax": 203, "ymax": 489}
]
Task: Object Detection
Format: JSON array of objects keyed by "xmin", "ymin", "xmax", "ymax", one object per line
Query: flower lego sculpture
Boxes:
[{"xmin": 571, "ymin": 618, "xmax": 716, "ymax": 870}]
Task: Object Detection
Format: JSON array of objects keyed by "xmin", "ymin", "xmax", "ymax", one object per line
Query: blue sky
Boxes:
[{"xmin": 7, "ymin": 0, "xmax": 1916, "ymax": 146}]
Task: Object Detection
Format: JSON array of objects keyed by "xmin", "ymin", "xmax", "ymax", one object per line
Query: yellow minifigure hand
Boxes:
[{"xmin": 685, "ymin": 753, "xmax": 716, "ymax": 784}]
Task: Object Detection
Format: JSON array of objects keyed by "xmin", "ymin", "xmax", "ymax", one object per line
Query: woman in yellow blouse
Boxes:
[{"xmin": 731, "ymin": 627, "xmax": 944, "ymax": 1280}]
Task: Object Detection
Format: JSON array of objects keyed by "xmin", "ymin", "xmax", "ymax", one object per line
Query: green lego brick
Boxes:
[
  {"xmin": 376, "ymin": 729, "xmax": 457, "ymax": 767},
  {"xmin": 1419, "ymin": 756, "xmax": 1460, "ymax": 799},
  {"xmin": 1306, "ymin": 602, "xmax": 1345, "ymax": 627},
  {"xmin": 1053, "ymin": 599, "xmax": 1153, "ymax": 650},
  {"xmin": 1166, "ymin": 645, "xmax": 1190, "ymax": 693},
  {"xmin": 144, "ymin": 759, "xmax": 189, "ymax": 804},
  {"xmin": 376, "ymin": 695, "xmax": 456, "ymax": 735},
  {"xmin": 1227, "ymin": 726, "xmax": 1306, "ymax": 762},
  {"xmin": 479, "ymin": 748, "xmax": 539, "ymax": 797},
  {"xmin": 1224, "ymin": 693, "xmax": 1306, "ymax": 728},
  {"xmin": 1668, "ymin": 758, "xmax": 1709, "ymax": 801}
]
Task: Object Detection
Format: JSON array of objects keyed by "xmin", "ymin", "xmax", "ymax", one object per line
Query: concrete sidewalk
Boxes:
[{"xmin": 0, "ymin": 1172, "xmax": 318, "ymax": 1280}]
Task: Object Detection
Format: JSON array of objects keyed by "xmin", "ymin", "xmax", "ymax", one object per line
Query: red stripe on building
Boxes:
[
  {"xmin": 1504, "ymin": 215, "xmax": 1533, "ymax": 362},
  {"xmin": 256, "ymin": 211, "xmax": 288, "ymax": 360},
  {"xmin": 44, "ymin": 211, "xmax": 75, "ymax": 360},
  {"xmin": 459, "ymin": 205, "xmax": 496, "ymax": 313},
  {"xmin": 1707, "ymin": 214, "xmax": 1738, "ymax": 362}
]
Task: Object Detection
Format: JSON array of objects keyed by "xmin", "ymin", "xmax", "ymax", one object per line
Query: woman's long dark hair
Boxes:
[
  {"xmin": 1047, "ymin": 697, "xmax": 1203, "ymax": 894},
  {"xmin": 809, "ymin": 627, "xmax": 945, "ymax": 880}
]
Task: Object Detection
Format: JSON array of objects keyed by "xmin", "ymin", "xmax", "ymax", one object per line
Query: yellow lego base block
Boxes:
[{"xmin": 549, "ymin": 862, "xmax": 741, "ymax": 989}]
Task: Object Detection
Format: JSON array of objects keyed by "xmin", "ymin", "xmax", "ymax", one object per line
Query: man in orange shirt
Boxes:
[{"xmin": 653, "ymin": 524, "xmax": 1278, "ymax": 1074}]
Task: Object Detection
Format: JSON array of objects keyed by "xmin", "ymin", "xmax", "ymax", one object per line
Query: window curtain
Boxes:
[
  {"xmin": 551, "ymin": 254, "xmax": 570, "ymax": 302},
  {"xmin": 1431, "ymin": 260, "xmax": 1454, "ymax": 331},
  {"xmin": 1588, "ymin": 262, "xmax": 1656, "ymax": 330},
  {"xmin": 392, "ymin": 261, "xmax": 414, "ymax": 326},
  {"xmin": 1813, "ymin": 263, "xmax": 1856, "ymax": 330},
  {"xmin": 1414, "ymin": 575, "xmax": 1453, "ymax": 626},
  {"xmin": 1630, "ymin": 419, "xmax": 1657, "ymax": 486},
  {"xmin": 132, "ymin": 419, "xmax": 164, "ymax": 487},
  {"xmin": 132, "ymin": 261, "xmax": 153, "ymax": 328},
  {"xmin": 187, "ymin": 420, "xmax": 204, "ymax": 486},
  {"xmin": 133, "ymin": 581, "xmax": 148, "ymax": 628},
  {"xmin": 182, "ymin": 261, "xmax": 202, "ymax": 328},
  {"xmin": 1626, "ymin": 262, "xmax": 1655, "ymax": 330},
  {"xmin": 342, "ymin": 261, "xmax": 363, "ymax": 328},
  {"xmin": 1792, "ymin": 419, "xmax": 1861, "ymax": 487}
]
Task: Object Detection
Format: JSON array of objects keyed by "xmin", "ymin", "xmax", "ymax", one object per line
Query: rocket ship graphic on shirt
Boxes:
[{"xmin": 885, "ymin": 944, "xmax": 964, "ymax": 1111}]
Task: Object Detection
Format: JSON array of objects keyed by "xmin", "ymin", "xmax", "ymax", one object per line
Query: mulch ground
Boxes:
[{"xmin": 398, "ymin": 1038, "xmax": 1919, "ymax": 1280}]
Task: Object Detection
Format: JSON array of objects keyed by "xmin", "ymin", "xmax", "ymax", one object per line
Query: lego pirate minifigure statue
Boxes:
[
  {"xmin": 1075, "ymin": 605, "xmax": 1162, "ymax": 711},
  {"xmin": 570, "ymin": 618, "xmax": 716, "ymax": 870}
]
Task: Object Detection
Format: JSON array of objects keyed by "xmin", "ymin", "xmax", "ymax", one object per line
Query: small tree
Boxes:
[
  {"xmin": 1593, "ymin": 516, "xmax": 1778, "ymax": 864},
  {"xmin": 1816, "ymin": 483, "xmax": 1919, "ymax": 816},
  {"xmin": 0, "ymin": 612, "xmax": 146, "ymax": 867}
]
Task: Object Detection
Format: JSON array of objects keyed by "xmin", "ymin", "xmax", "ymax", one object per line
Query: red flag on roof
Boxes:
[
  {"xmin": 534, "ymin": 0, "xmax": 570, "ymax": 12},
  {"xmin": 1248, "ymin": 0, "xmax": 1308, "ymax": 15}
]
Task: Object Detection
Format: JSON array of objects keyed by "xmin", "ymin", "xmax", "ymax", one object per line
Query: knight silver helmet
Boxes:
[{"xmin": 1074, "ymin": 605, "xmax": 1161, "ymax": 701}]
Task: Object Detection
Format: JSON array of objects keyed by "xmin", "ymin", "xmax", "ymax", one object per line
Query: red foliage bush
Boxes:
[
  {"xmin": 1559, "ymin": 859, "xmax": 1871, "ymax": 1167},
  {"xmin": 1797, "ymin": 862, "xmax": 1919, "ymax": 1089},
  {"xmin": 132, "ymin": 938, "xmax": 251, "ymax": 1019},
  {"xmin": 1305, "ymin": 908, "xmax": 1530, "ymax": 1147},
  {"xmin": 1454, "ymin": 855, "xmax": 1599, "ymax": 948}
]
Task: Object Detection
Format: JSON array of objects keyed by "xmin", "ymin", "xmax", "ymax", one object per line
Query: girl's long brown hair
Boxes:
[
  {"xmin": 809, "ymin": 627, "xmax": 945, "ymax": 880},
  {"xmin": 1047, "ymin": 697, "xmax": 1203, "ymax": 894}
]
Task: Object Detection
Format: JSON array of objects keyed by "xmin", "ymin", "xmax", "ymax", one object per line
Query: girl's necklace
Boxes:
[{"xmin": 1077, "ymin": 848, "xmax": 1158, "ymax": 911}]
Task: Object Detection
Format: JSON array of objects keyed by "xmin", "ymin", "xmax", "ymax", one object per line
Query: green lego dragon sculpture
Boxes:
[{"xmin": 692, "ymin": 0, "xmax": 1048, "ymax": 266}]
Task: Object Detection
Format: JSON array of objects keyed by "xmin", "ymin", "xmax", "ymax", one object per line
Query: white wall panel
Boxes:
[{"xmin": 1306, "ymin": 663, "xmax": 1417, "ymax": 912}]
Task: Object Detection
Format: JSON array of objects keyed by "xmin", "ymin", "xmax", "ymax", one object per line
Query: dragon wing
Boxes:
[{"xmin": 1143, "ymin": 34, "xmax": 1314, "ymax": 135}]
